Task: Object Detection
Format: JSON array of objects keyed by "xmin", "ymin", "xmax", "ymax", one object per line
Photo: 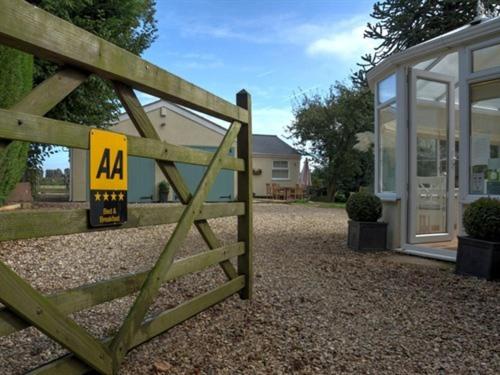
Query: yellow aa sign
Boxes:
[{"xmin": 90, "ymin": 129, "xmax": 128, "ymax": 191}]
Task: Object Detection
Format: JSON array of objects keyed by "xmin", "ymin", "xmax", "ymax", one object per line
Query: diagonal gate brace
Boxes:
[
  {"xmin": 0, "ymin": 262, "xmax": 113, "ymax": 374},
  {"xmin": 108, "ymin": 118, "xmax": 241, "ymax": 367},
  {"xmin": 113, "ymin": 82, "xmax": 238, "ymax": 279}
]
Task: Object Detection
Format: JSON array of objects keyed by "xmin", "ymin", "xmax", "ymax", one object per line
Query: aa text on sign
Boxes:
[{"xmin": 89, "ymin": 129, "xmax": 128, "ymax": 227}]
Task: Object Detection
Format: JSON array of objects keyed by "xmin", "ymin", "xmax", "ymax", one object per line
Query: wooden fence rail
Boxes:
[
  {"xmin": 0, "ymin": 0, "xmax": 248, "ymax": 123},
  {"xmin": 0, "ymin": 108, "xmax": 245, "ymax": 171},
  {"xmin": 0, "ymin": 202, "xmax": 244, "ymax": 241},
  {"xmin": 0, "ymin": 1, "xmax": 253, "ymax": 373}
]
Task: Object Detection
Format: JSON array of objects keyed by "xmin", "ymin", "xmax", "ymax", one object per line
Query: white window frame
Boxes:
[
  {"xmin": 461, "ymin": 38, "xmax": 500, "ymax": 203},
  {"xmin": 375, "ymin": 72, "xmax": 398, "ymax": 199},
  {"xmin": 272, "ymin": 160, "xmax": 290, "ymax": 181}
]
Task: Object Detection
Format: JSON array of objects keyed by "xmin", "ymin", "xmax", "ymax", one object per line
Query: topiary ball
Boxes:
[
  {"xmin": 346, "ymin": 192, "xmax": 382, "ymax": 222},
  {"xmin": 463, "ymin": 198, "xmax": 500, "ymax": 241}
]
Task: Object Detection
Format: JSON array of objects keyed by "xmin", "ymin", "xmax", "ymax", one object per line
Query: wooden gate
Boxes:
[{"xmin": 0, "ymin": 1, "xmax": 252, "ymax": 374}]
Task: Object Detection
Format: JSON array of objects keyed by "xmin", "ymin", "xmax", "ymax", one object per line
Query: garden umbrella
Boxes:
[{"xmin": 299, "ymin": 158, "xmax": 312, "ymax": 187}]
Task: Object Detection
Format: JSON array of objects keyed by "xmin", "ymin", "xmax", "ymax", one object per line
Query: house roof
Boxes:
[
  {"xmin": 117, "ymin": 99, "xmax": 228, "ymax": 135},
  {"xmin": 252, "ymin": 134, "xmax": 300, "ymax": 156}
]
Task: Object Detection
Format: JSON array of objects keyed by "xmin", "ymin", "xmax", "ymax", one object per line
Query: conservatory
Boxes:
[{"xmin": 367, "ymin": 13, "xmax": 500, "ymax": 261}]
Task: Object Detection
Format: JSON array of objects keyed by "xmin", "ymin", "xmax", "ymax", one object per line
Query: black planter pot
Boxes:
[
  {"xmin": 347, "ymin": 220, "xmax": 387, "ymax": 251},
  {"xmin": 159, "ymin": 191, "xmax": 168, "ymax": 203},
  {"xmin": 456, "ymin": 236, "xmax": 500, "ymax": 281}
]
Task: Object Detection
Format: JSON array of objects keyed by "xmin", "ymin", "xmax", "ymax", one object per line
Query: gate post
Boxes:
[{"xmin": 236, "ymin": 90, "xmax": 253, "ymax": 300}]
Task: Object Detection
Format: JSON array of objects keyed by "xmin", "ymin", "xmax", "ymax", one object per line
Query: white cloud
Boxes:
[
  {"xmin": 166, "ymin": 52, "xmax": 224, "ymax": 70},
  {"xmin": 173, "ymin": 12, "xmax": 376, "ymax": 62},
  {"xmin": 306, "ymin": 18, "xmax": 377, "ymax": 60},
  {"xmin": 256, "ymin": 70, "xmax": 275, "ymax": 78},
  {"xmin": 181, "ymin": 24, "xmax": 271, "ymax": 44}
]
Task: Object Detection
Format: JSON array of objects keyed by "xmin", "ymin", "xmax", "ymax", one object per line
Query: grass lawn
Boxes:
[{"xmin": 292, "ymin": 198, "xmax": 346, "ymax": 209}]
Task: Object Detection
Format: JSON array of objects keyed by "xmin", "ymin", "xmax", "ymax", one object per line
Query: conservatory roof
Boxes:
[{"xmin": 367, "ymin": 16, "xmax": 500, "ymax": 88}]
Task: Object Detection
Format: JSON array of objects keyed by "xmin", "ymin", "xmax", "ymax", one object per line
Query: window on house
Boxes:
[{"xmin": 272, "ymin": 160, "xmax": 289, "ymax": 180}]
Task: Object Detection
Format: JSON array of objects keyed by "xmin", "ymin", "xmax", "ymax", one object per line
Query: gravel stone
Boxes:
[{"xmin": 0, "ymin": 203, "xmax": 499, "ymax": 374}]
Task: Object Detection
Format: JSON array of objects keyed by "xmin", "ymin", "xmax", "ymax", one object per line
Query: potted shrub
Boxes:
[
  {"xmin": 456, "ymin": 197, "xmax": 500, "ymax": 280},
  {"xmin": 158, "ymin": 181, "xmax": 169, "ymax": 203},
  {"xmin": 346, "ymin": 192, "xmax": 387, "ymax": 251}
]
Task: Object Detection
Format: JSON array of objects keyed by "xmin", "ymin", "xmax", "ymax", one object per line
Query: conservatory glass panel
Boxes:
[
  {"xmin": 379, "ymin": 104, "xmax": 396, "ymax": 192},
  {"xmin": 414, "ymin": 52, "xmax": 459, "ymax": 81},
  {"xmin": 377, "ymin": 74, "xmax": 396, "ymax": 103},
  {"xmin": 473, "ymin": 43, "xmax": 500, "ymax": 72},
  {"xmin": 412, "ymin": 52, "xmax": 459, "ymax": 105},
  {"xmin": 470, "ymin": 79, "xmax": 500, "ymax": 195},
  {"xmin": 415, "ymin": 79, "xmax": 449, "ymax": 235}
]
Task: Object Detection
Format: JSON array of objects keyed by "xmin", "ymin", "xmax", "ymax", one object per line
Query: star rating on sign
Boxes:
[{"xmin": 93, "ymin": 191, "xmax": 126, "ymax": 202}]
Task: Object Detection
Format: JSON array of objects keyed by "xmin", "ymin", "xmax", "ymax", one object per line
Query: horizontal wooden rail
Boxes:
[
  {"xmin": 0, "ymin": 0, "xmax": 248, "ymax": 124},
  {"xmin": 29, "ymin": 276, "xmax": 245, "ymax": 375},
  {"xmin": 0, "ymin": 108, "xmax": 244, "ymax": 171},
  {"xmin": 0, "ymin": 202, "xmax": 244, "ymax": 241},
  {"xmin": 0, "ymin": 243, "xmax": 244, "ymax": 338}
]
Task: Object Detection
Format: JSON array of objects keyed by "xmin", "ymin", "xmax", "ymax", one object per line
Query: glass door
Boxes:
[{"xmin": 408, "ymin": 69, "xmax": 455, "ymax": 244}]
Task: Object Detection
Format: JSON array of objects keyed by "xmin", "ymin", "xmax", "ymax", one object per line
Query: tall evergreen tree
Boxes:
[{"xmin": 353, "ymin": 0, "xmax": 499, "ymax": 86}]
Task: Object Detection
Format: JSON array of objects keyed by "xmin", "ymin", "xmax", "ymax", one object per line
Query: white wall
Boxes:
[{"xmin": 252, "ymin": 155, "xmax": 301, "ymax": 197}]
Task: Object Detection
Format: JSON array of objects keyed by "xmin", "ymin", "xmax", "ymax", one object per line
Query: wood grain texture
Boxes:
[
  {"xmin": 11, "ymin": 67, "xmax": 88, "ymax": 115},
  {"xmin": 28, "ymin": 276, "xmax": 245, "ymax": 375},
  {"xmin": 109, "ymin": 121, "xmax": 241, "ymax": 366},
  {"xmin": 236, "ymin": 90, "xmax": 254, "ymax": 300},
  {"xmin": 0, "ymin": 262, "xmax": 113, "ymax": 374},
  {"xmin": 0, "ymin": 202, "xmax": 244, "ymax": 241},
  {"xmin": 0, "ymin": 243, "xmax": 244, "ymax": 338},
  {"xmin": 0, "ymin": 108, "xmax": 244, "ymax": 171},
  {"xmin": 114, "ymin": 83, "xmax": 238, "ymax": 280},
  {"xmin": 0, "ymin": 66, "xmax": 87, "ymax": 148},
  {"xmin": 0, "ymin": 0, "xmax": 248, "ymax": 123}
]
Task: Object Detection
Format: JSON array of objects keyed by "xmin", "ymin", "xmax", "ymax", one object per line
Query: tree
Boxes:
[
  {"xmin": 353, "ymin": 0, "xmax": 499, "ymax": 85},
  {"xmin": 27, "ymin": 0, "xmax": 158, "ymax": 172},
  {"xmin": 0, "ymin": 46, "xmax": 33, "ymax": 205},
  {"xmin": 288, "ymin": 83, "xmax": 374, "ymax": 201}
]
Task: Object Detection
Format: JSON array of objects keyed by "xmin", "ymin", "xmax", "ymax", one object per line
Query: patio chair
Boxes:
[
  {"xmin": 295, "ymin": 184, "xmax": 304, "ymax": 200},
  {"xmin": 265, "ymin": 183, "xmax": 273, "ymax": 199},
  {"xmin": 272, "ymin": 183, "xmax": 285, "ymax": 200}
]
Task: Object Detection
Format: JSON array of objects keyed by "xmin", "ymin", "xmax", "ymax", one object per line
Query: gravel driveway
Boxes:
[{"xmin": 0, "ymin": 203, "xmax": 499, "ymax": 374}]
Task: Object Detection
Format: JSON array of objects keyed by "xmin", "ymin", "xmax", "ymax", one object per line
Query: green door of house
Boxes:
[
  {"xmin": 128, "ymin": 156, "xmax": 155, "ymax": 202},
  {"xmin": 175, "ymin": 146, "xmax": 235, "ymax": 202},
  {"xmin": 85, "ymin": 154, "xmax": 155, "ymax": 203}
]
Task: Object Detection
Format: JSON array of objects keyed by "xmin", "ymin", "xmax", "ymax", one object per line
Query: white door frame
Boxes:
[{"xmin": 408, "ymin": 68, "xmax": 456, "ymax": 244}]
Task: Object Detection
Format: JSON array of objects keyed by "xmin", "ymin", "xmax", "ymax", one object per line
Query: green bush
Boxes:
[
  {"xmin": 346, "ymin": 192, "xmax": 382, "ymax": 222},
  {"xmin": 334, "ymin": 191, "xmax": 348, "ymax": 203},
  {"xmin": 0, "ymin": 45, "xmax": 33, "ymax": 205},
  {"xmin": 463, "ymin": 198, "xmax": 500, "ymax": 241}
]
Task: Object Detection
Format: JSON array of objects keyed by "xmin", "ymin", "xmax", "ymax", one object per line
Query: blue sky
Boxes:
[{"xmin": 44, "ymin": 0, "xmax": 377, "ymax": 171}]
